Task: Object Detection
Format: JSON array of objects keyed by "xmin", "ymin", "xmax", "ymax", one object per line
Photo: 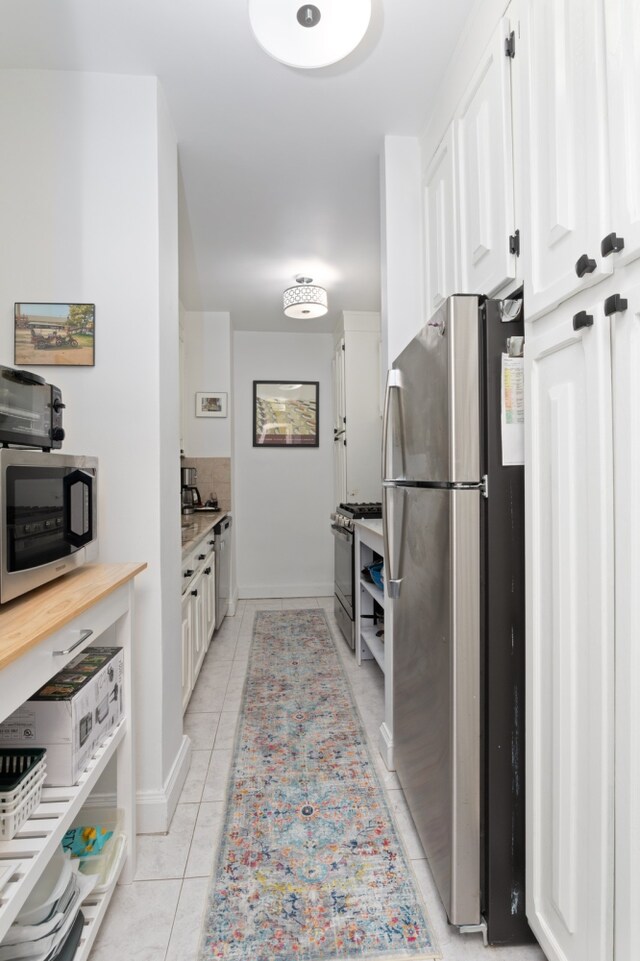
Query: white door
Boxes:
[
  {"xmin": 456, "ymin": 18, "xmax": 516, "ymax": 295},
  {"xmin": 333, "ymin": 339, "xmax": 346, "ymax": 504},
  {"xmin": 181, "ymin": 592, "xmax": 192, "ymax": 713},
  {"xmin": 513, "ymin": 0, "xmax": 612, "ymax": 320},
  {"xmin": 611, "ymin": 278, "xmax": 640, "ymax": 961},
  {"xmin": 525, "ymin": 297, "xmax": 614, "ymax": 961},
  {"xmin": 423, "ymin": 125, "xmax": 458, "ymax": 319},
  {"xmin": 604, "ymin": 0, "xmax": 640, "ymax": 268}
]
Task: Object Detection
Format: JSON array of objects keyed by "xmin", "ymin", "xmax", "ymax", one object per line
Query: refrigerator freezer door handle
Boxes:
[
  {"xmin": 383, "ymin": 484, "xmax": 404, "ymax": 598},
  {"xmin": 382, "ymin": 368, "xmax": 402, "ymax": 482}
]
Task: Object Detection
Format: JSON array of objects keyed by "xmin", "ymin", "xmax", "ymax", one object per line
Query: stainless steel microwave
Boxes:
[{"xmin": 0, "ymin": 449, "xmax": 98, "ymax": 604}]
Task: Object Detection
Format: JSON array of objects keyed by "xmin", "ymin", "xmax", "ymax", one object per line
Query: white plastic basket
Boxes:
[{"xmin": 0, "ymin": 751, "xmax": 47, "ymax": 841}]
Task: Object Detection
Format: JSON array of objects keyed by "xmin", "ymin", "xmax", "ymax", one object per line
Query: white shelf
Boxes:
[
  {"xmin": 0, "ymin": 570, "xmax": 139, "ymax": 959},
  {"xmin": 74, "ymin": 832, "xmax": 128, "ymax": 961},
  {"xmin": 354, "ymin": 522, "xmax": 394, "ymax": 770},
  {"xmin": 360, "ymin": 625, "xmax": 385, "ymax": 673},
  {"xmin": 360, "ymin": 577, "xmax": 384, "ymax": 607},
  {"xmin": 0, "ymin": 720, "xmax": 127, "ymax": 942}
]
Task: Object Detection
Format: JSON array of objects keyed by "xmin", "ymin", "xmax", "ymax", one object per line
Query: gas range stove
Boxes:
[
  {"xmin": 331, "ymin": 502, "xmax": 382, "ymax": 535},
  {"xmin": 336, "ymin": 502, "xmax": 382, "ymax": 520}
]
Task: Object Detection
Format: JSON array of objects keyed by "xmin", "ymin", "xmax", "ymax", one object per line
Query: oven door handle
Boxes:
[{"xmin": 331, "ymin": 524, "xmax": 352, "ymax": 543}]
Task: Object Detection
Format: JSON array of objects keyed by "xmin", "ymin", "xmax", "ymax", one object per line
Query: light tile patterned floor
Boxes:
[{"xmin": 89, "ymin": 599, "xmax": 549, "ymax": 961}]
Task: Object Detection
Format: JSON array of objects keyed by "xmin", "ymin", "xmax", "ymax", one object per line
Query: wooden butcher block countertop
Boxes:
[{"xmin": 0, "ymin": 562, "xmax": 147, "ymax": 672}]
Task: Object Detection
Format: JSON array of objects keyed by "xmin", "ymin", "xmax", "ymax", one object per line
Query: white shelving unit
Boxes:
[
  {"xmin": 0, "ymin": 565, "xmax": 143, "ymax": 959},
  {"xmin": 354, "ymin": 520, "xmax": 394, "ymax": 770}
]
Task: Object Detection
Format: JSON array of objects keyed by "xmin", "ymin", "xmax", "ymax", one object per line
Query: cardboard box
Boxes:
[{"xmin": 0, "ymin": 647, "xmax": 124, "ymax": 785}]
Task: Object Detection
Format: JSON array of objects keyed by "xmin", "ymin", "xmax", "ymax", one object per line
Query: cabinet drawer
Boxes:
[{"xmin": 0, "ymin": 584, "xmax": 129, "ymax": 720}]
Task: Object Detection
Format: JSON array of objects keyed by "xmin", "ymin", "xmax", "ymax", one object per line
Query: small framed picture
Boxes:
[
  {"xmin": 15, "ymin": 303, "xmax": 95, "ymax": 367},
  {"xmin": 253, "ymin": 380, "xmax": 319, "ymax": 447},
  {"xmin": 196, "ymin": 391, "xmax": 228, "ymax": 418}
]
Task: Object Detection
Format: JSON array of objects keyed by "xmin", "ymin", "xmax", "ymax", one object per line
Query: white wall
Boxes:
[
  {"xmin": 233, "ymin": 331, "xmax": 334, "ymax": 597},
  {"xmin": 380, "ymin": 136, "xmax": 425, "ymax": 366},
  {"xmin": 182, "ymin": 310, "xmax": 232, "ymax": 457},
  {"xmin": 0, "ymin": 70, "xmax": 185, "ymax": 831}
]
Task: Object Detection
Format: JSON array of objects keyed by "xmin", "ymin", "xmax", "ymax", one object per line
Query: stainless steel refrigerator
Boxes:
[{"xmin": 382, "ymin": 294, "xmax": 531, "ymax": 945}]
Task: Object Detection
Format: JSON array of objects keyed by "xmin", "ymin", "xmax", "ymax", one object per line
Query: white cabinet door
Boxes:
[
  {"xmin": 190, "ymin": 570, "xmax": 206, "ymax": 687},
  {"xmin": 525, "ymin": 298, "xmax": 614, "ymax": 961},
  {"xmin": 203, "ymin": 553, "xmax": 216, "ymax": 650},
  {"xmin": 181, "ymin": 592, "xmax": 192, "ymax": 714},
  {"xmin": 456, "ymin": 18, "xmax": 516, "ymax": 295},
  {"xmin": 611, "ymin": 279, "xmax": 640, "ymax": 961},
  {"xmin": 513, "ymin": 0, "xmax": 612, "ymax": 320},
  {"xmin": 423, "ymin": 125, "xmax": 458, "ymax": 319},
  {"xmin": 605, "ymin": 0, "xmax": 640, "ymax": 268}
]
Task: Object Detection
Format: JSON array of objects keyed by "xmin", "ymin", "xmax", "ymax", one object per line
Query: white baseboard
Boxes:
[
  {"xmin": 378, "ymin": 722, "xmax": 395, "ymax": 771},
  {"xmin": 136, "ymin": 734, "xmax": 192, "ymax": 834},
  {"xmin": 238, "ymin": 583, "xmax": 334, "ymax": 599},
  {"xmin": 228, "ymin": 587, "xmax": 239, "ymax": 616}
]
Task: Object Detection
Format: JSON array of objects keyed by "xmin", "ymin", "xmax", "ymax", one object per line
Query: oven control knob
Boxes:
[
  {"xmin": 51, "ymin": 427, "xmax": 65, "ymax": 442},
  {"xmin": 52, "ymin": 398, "xmax": 66, "ymax": 412}
]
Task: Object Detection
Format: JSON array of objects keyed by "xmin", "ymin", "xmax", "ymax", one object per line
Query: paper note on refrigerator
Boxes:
[{"xmin": 501, "ymin": 354, "xmax": 524, "ymax": 466}]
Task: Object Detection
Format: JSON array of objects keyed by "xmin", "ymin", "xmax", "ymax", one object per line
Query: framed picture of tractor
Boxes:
[{"xmin": 14, "ymin": 303, "xmax": 95, "ymax": 366}]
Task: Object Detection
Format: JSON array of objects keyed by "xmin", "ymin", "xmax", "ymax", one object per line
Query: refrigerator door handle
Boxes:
[
  {"xmin": 382, "ymin": 368, "xmax": 403, "ymax": 482},
  {"xmin": 383, "ymin": 484, "xmax": 404, "ymax": 598}
]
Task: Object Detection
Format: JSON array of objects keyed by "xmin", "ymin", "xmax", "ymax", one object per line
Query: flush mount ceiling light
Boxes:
[
  {"xmin": 283, "ymin": 275, "xmax": 328, "ymax": 319},
  {"xmin": 248, "ymin": 0, "xmax": 372, "ymax": 69}
]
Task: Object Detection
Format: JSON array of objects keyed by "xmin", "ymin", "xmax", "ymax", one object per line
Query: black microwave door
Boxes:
[{"xmin": 63, "ymin": 469, "xmax": 94, "ymax": 548}]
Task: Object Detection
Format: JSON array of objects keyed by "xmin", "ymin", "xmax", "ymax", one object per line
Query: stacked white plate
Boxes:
[{"xmin": 0, "ymin": 851, "xmax": 96, "ymax": 961}]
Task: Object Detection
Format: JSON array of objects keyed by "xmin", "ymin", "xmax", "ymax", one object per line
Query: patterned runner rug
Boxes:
[{"xmin": 198, "ymin": 609, "xmax": 441, "ymax": 961}]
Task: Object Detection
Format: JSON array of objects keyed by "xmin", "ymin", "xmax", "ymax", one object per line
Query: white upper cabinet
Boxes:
[
  {"xmin": 456, "ymin": 18, "xmax": 517, "ymax": 295},
  {"xmin": 513, "ymin": 0, "xmax": 612, "ymax": 320},
  {"xmin": 423, "ymin": 125, "xmax": 458, "ymax": 319},
  {"xmin": 604, "ymin": 0, "xmax": 640, "ymax": 267}
]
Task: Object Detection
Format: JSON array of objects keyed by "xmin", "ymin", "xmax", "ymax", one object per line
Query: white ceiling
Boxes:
[{"xmin": 0, "ymin": 0, "xmax": 476, "ymax": 332}]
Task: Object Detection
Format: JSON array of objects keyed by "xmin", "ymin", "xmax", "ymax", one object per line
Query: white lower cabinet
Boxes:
[
  {"xmin": 189, "ymin": 569, "xmax": 207, "ymax": 689},
  {"xmin": 611, "ymin": 279, "xmax": 640, "ymax": 961},
  {"xmin": 202, "ymin": 553, "xmax": 216, "ymax": 650},
  {"xmin": 526, "ymin": 293, "xmax": 614, "ymax": 961},
  {"xmin": 181, "ymin": 529, "xmax": 217, "ymax": 711},
  {"xmin": 180, "ymin": 591, "xmax": 193, "ymax": 714},
  {"xmin": 526, "ymin": 270, "xmax": 640, "ymax": 961}
]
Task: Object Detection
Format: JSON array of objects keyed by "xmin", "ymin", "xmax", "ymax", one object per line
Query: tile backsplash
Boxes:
[{"xmin": 181, "ymin": 457, "xmax": 231, "ymax": 511}]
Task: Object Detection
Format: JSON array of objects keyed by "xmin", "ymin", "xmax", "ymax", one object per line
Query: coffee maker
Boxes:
[{"xmin": 181, "ymin": 467, "xmax": 202, "ymax": 514}]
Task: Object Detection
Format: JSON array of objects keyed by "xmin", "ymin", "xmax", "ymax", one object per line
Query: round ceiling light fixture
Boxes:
[
  {"xmin": 283, "ymin": 275, "xmax": 328, "ymax": 319},
  {"xmin": 248, "ymin": 0, "xmax": 372, "ymax": 69}
]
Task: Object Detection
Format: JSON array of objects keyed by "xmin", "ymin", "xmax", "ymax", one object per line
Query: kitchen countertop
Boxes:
[
  {"xmin": 354, "ymin": 517, "xmax": 383, "ymax": 538},
  {"xmin": 0, "ymin": 563, "xmax": 147, "ymax": 671},
  {"xmin": 181, "ymin": 511, "xmax": 228, "ymax": 555}
]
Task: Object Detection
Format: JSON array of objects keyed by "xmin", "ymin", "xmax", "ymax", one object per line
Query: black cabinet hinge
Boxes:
[
  {"xmin": 509, "ymin": 229, "xmax": 520, "ymax": 257},
  {"xmin": 505, "ymin": 31, "xmax": 516, "ymax": 58}
]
